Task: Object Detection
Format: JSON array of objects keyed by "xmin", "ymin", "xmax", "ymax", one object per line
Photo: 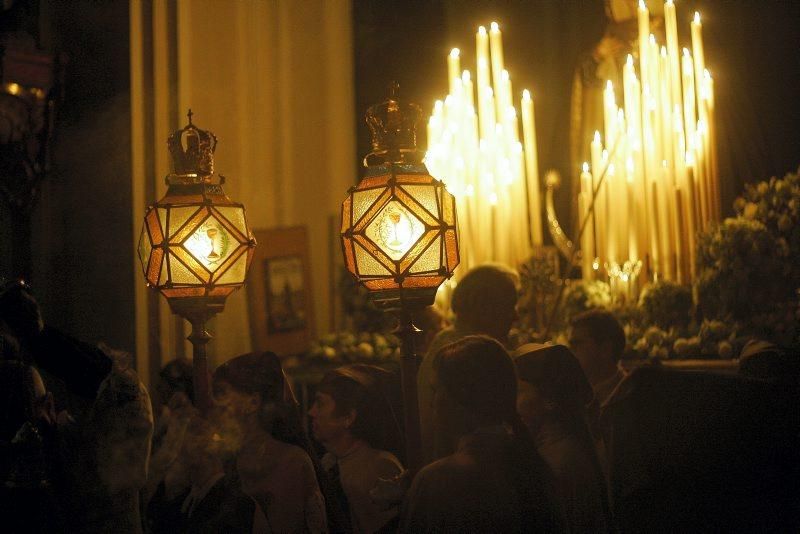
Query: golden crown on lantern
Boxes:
[
  {"xmin": 167, "ymin": 109, "xmax": 218, "ymax": 178},
  {"xmin": 365, "ymin": 82, "xmax": 422, "ymax": 164}
]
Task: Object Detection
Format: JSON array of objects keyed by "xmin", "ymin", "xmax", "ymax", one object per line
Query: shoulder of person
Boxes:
[{"xmin": 370, "ymin": 448, "xmax": 403, "ymax": 478}]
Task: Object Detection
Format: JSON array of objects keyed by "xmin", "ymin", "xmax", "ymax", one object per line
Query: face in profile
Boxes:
[
  {"xmin": 568, "ymin": 326, "xmax": 595, "ymax": 374},
  {"xmin": 308, "ymin": 391, "xmax": 351, "ymax": 446},
  {"xmin": 516, "ymin": 380, "xmax": 548, "ymax": 432}
]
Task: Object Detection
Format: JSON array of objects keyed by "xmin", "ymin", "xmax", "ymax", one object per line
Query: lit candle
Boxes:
[
  {"xmin": 489, "ymin": 22, "xmax": 505, "ymax": 105},
  {"xmin": 448, "ymin": 48, "xmax": 461, "ymax": 94},
  {"xmin": 521, "ymin": 89, "xmax": 542, "ymax": 246}
]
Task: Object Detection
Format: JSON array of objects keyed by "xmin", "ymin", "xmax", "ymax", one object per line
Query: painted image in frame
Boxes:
[{"xmin": 264, "ymin": 255, "xmax": 307, "ymax": 334}]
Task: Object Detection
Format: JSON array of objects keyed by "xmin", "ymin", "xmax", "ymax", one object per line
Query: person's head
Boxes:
[
  {"xmin": 156, "ymin": 357, "xmax": 194, "ymax": 410},
  {"xmin": 213, "ymin": 351, "xmax": 306, "ymax": 450},
  {"xmin": 514, "ymin": 344, "xmax": 593, "ymax": 433},
  {"xmin": 451, "ymin": 264, "xmax": 519, "ymax": 341},
  {"xmin": 569, "ymin": 309, "xmax": 626, "ymax": 384},
  {"xmin": 431, "ymin": 335, "xmax": 519, "ymax": 455},
  {"xmin": 309, "ymin": 364, "xmax": 401, "ymax": 456},
  {"xmin": 739, "ymin": 339, "xmax": 800, "ymax": 382},
  {"xmin": 416, "ymin": 306, "xmax": 446, "ymax": 355}
]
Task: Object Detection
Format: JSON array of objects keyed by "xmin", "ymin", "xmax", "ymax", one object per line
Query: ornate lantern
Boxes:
[
  {"xmin": 137, "ymin": 111, "xmax": 256, "ymax": 411},
  {"xmin": 340, "ymin": 85, "xmax": 459, "ymax": 469}
]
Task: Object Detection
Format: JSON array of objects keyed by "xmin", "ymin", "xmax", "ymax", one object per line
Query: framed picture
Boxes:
[{"xmin": 247, "ymin": 226, "xmax": 315, "ymax": 356}]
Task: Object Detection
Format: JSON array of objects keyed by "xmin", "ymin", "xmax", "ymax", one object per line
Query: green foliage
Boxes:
[
  {"xmin": 695, "ymin": 218, "xmax": 792, "ymax": 321},
  {"xmin": 638, "ymin": 280, "xmax": 692, "ymax": 329},
  {"xmin": 308, "ymin": 331, "xmax": 400, "ymax": 364},
  {"xmin": 562, "ymin": 280, "xmax": 612, "ymax": 321}
]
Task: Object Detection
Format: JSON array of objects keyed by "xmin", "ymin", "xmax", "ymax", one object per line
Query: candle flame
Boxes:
[
  {"xmin": 462, "ymin": 70, "xmax": 471, "ymax": 82},
  {"xmin": 626, "ymin": 54, "xmax": 634, "ymax": 66},
  {"xmin": 606, "ymin": 80, "xmax": 614, "ymax": 91},
  {"xmin": 594, "ymin": 130, "xmax": 601, "ymax": 143},
  {"xmin": 502, "ymin": 69, "xmax": 510, "ymax": 81},
  {"xmin": 661, "ymin": 46, "xmax": 667, "ymax": 57},
  {"xmin": 639, "ymin": 0, "xmax": 646, "ymax": 10},
  {"xmin": 683, "ymin": 47, "xmax": 691, "ymax": 57},
  {"xmin": 478, "ymin": 25, "xmax": 486, "ymax": 35},
  {"xmin": 490, "ymin": 21, "xmax": 500, "ymax": 32},
  {"xmin": 694, "ymin": 11, "xmax": 701, "ymax": 24},
  {"xmin": 450, "ymin": 48, "xmax": 460, "ymax": 58},
  {"xmin": 582, "ymin": 162, "xmax": 590, "ymax": 173},
  {"xmin": 522, "ymin": 89, "xmax": 531, "ymax": 100},
  {"xmin": 649, "ymin": 33, "xmax": 656, "ymax": 45}
]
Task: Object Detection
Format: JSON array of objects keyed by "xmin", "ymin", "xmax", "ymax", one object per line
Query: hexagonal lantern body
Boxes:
[
  {"xmin": 341, "ymin": 161, "xmax": 459, "ymax": 306},
  {"xmin": 138, "ymin": 185, "xmax": 256, "ymax": 305}
]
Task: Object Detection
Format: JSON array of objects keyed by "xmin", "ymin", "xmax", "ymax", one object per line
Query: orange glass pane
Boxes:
[
  {"xmin": 445, "ymin": 229, "xmax": 459, "ymax": 273},
  {"xmin": 442, "ymin": 189, "xmax": 456, "ymax": 226},
  {"xmin": 356, "ymin": 174, "xmax": 391, "ymax": 190},
  {"xmin": 147, "ymin": 247, "xmax": 164, "ymax": 286},
  {"xmin": 400, "ymin": 184, "xmax": 439, "ymax": 218},
  {"xmin": 395, "ymin": 174, "xmax": 433, "ymax": 184},
  {"xmin": 157, "ymin": 207, "xmax": 168, "ymax": 232},
  {"xmin": 209, "ymin": 286, "xmax": 236, "ymax": 296},
  {"xmin": 168, "ymin": 206, "xmax": 201, "ymax": 239},
  {"xmin": 342, "ymin": 236, "xmax": 356, "ymax": 274},
  {"xmin": 352, "ymin": 187, "xmax": 386, "ymax": 226},
  {"xmin": 364, "ymin": 279, "xmax": 400, "ymax": 291},
  {"xmin": 409, "ymin": 235, "xmax": 442, "ymax": 274},
  {"xmin": 161, "ymin": 287, "xmax": 205, "ymax": 298},
  {"xmin": 341, "ymin": 195, "xmax": 353, "ymax": 233},
  {"xmin": 158, "ymin": 254, "xmax": 169, "ymax": 285},
  {"xmin": 403, "ymin": 275, "xmax": 445, "ymax": 288},
  {"xmin": 146, "ymin": 209, "xmax": 164, "ymax": 245}
]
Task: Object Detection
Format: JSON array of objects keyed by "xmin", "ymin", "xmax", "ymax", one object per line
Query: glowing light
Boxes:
[
  {"xmin": 184, "ymin": 219, "xmax": 231, "ymax": 270},
  {"xmin": 366, "ymin": 201, "xmax": 424, "ymax": 260}
]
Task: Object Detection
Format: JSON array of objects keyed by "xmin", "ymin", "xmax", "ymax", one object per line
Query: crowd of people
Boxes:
[{"xmin": 1, "ymin": 267, "xmax": 798, "ymax": 533}]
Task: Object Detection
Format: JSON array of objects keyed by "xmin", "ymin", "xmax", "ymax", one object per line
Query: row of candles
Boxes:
[
  {"xmin": 425, "ymin": 23, "xmax": 543, "ymax": 278},
  {"xmin": 580, "ymin": 0, "xmax": 719, "ymax": 289}
]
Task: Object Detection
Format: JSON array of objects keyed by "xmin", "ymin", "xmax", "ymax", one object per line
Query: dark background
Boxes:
[{"xmin": 1, "ymin": 0, "xmax": 799, "ymax": 356}]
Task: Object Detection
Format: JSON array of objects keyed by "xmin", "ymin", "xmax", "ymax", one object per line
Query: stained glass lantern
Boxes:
[
  {"xmin": 341, "ymin": 87, "xmax": 459, "ymax": 310},
  {"xmin": 137, "ymin": 111, "xmax": 257, "ymax": 317},
  {"xmin": 137, "ymin": 110, "xmax": 256, "ymax": 412}
]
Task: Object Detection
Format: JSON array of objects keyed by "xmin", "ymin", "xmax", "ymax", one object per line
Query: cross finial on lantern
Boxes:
[{"xmin": 187, "ymin": 108, "xmax": 194, "ymax": 125}]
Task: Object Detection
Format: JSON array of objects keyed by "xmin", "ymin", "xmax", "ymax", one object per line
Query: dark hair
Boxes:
[
  {"xmin": 316, "ymin": 364, "xmax": 403, "ymax": 458},
  {"xmin": 433, "ymin": 336, "xmax": 565, "ymax": 531},
  {"xmin": 570, "ymin": 308, "xmax": 626, "ymax": 361},
  {"xmin": 451, "ymin": 264, "xmax": 518, "ymax": 329},
  {"xmin": 157, "ymin": 358, "xmax": 194, "ymax": 404}
]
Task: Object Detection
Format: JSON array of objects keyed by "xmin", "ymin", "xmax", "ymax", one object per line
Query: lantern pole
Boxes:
[{"xmin": 393, "ymin": 306, "xmax": 423, "ymax": 471}]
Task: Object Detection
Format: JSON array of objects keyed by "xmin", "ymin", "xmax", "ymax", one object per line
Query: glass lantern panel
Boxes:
[
  {"xmin": 183, "ymin": 216, "xmax": 235, "ymax": 273},
  {"xmin": 445, "ymin": 229, "xmax": 459, "ymax": 272},
  {"xmin": 172, "ymin": 246, "xmax": 212, "ymax": 283},
  {"xmin": 353, "ymin": 234, "xmax": 395, "ymax": 272},
  {"xmin": 399, "ymin": 230, "xmax": 436, "ymax": 272},
  {"xmin": 394, "ymin": 188, "xmax": 437, "ymax": 227},
  {"xmin": 147, "ymin": 247, "xmax": 164, "ymax": 286},
  {"xmin": 364, "ymin": 279, "xmax": 399, "ymax": 291},
  {"xmin": 343, "ymin": 237, "xmax": 356, "ymax": 274},
  {"xmin": 341, "ymin": 195, "xmax": 352, "ymax": 233},
  {"xmin": 443, "ymin": 190, "xmax": 456, "ymax": 226},
  {"xmin": 400, "ymin": 185, "xmax": 439, "ymax": 218},
  {"xmin": 209, "ymin": 286, "xmax": 236, "ymax": 297},
  {"xmin": 403, "ymin": 275, "xmax": 445, "ymax": 288},
  {"xmin": 395, "ymin": 174, "xmax": 433, "ymax": 184},
  {"xmin": 168, "ymin": 206, "xmax": 202, "ymax": 238},
  {"xmin": 146, "ymin": 209, "xmax": 164, "ymax": 245},
  {"xmin": 161, "ymin": 287, "xmax": 205, "ymax": 298},
  {"xmin": 137, "ymin": 227, "xmax": 152, "ymax": 273},
  {"xmin": 169, "ymin": 254, "xmax": 202, "ymax": 285},
  {"xmin": 365, "ymin": 200, "xmax": 425, "ymax": 261},
  {"xmin": 158, "ymin": 254, "xmax": 169, "ymax": 285},
  {"xmin": 352, "ymin": 187, "xmax": 385, "ymax": 226},
  {"xmin": 353, "ymin": 188, "xmax": 392, "ymax": 233},
  {"xmin": 215, "ymin": 249, "xmax": 248, "ymax": 285},
  {"xmin": 409, "ymin": 235, "xmax": 442, "ymax": 274},
  {"xmin": 356, "ymin": 174, "xmax": 390, "ymax": 190},
  {"xmin": 157, "ymin": 208, "xmax": 168, "ymax": 232},
  {"xmin": 214, "ymin": 206, "xmax": 248, "ymax": 239},
  {"xmin": 354, "ymin": 242, "xmax": 392, "ymax": 277}
]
